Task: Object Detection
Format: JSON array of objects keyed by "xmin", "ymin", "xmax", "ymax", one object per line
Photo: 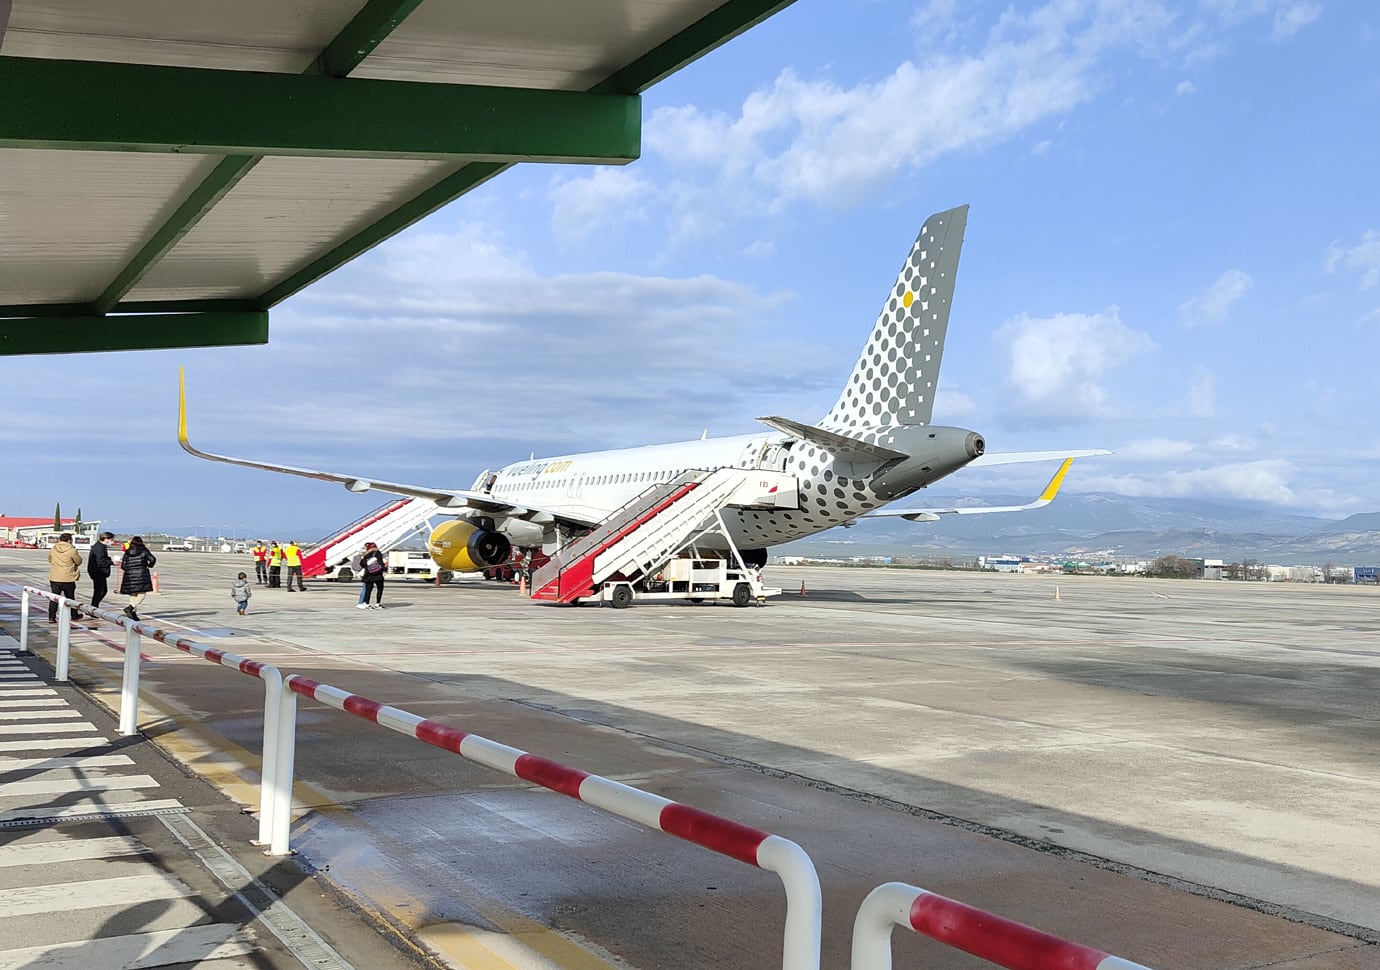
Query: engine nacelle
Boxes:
[{"xmin": 428, "ymin": 519, "xmax": 511, "ymax": 573}]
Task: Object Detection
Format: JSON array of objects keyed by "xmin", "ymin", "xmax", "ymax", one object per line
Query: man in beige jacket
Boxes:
[{"xmin": 47, "ymin": 532, "xmax": 82, "ymax": 623}]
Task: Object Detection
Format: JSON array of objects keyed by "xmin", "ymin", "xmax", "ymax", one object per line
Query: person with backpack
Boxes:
[{"xmin": 357, "ymin": 542, "xmax": 386, "ymax": 610}]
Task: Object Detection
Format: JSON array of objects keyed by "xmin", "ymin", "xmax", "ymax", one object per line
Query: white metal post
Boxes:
[
  {"xmin": 268, "ymin": 686, "xmax": 298, "ymax": 856},
  {"xmin": 119, "ymin": 623, "xmax": 141, "ymax": 736},
  {"xmin": 257, "ymin": 672, "xmax": 283, "ymax": 846},
  {"xmin": 19, "ymin": 588, "xmax": 30, "ymax": 650},
  {"xmin": 55, "ymin": 604, "xmax": 71, "ymax": 681},
  {"xmin": 850, "ymin": 882, "xmax": 915, "ymax": 970}
]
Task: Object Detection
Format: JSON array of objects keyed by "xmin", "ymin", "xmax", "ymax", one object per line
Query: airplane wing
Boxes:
[
  {"xmin": 862, "ymin": 456, "xmax": 1084, "ymax": 522},
  {"xmin": 177, "ymin": 369, "xmax": 602, "ymax": 529}
]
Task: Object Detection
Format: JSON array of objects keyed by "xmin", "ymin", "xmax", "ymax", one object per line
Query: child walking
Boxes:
[{"xmin": 231, "ymin": 571, "xmax": 252, "ymax": 615}]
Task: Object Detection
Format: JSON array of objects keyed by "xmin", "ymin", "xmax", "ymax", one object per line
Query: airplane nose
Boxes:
[{"xmin": 967, "ymin": 433, "xmax": 985, "ymax": 459}]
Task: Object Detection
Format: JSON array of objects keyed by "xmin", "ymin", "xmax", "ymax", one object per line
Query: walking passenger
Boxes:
[
  {"xmin": 357, "ymin": 542, "xmax": 386, "ymax": 610},
  {"xmin": 119, "ymin": 536, "xmax": 157, "ymax": 622},
  {"xmin": 87, "ymin": 531, "xmax": 115, "ymax": 611},
  {"xmin": 267, "ymin": 541, "xmax": 283, "ymax": 588},
  {"xmin": 46, "ymin": 532, "xmax": 82, "ymax": 623},
  {"xmin": 283, "ymin": 539, "xmax": 305, "ymax": 591},
  {"xmin": 251, "ymin": 540, "xmax": 269, "ymax": 584},
  {"xmin": 231, "ymin": 572, "xmax": 252, "ymax": 616}
]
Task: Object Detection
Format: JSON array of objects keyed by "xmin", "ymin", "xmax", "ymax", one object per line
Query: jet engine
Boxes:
[{"xmin": 428, "ymin": 519, "xmax": 511, "ymax": 573}]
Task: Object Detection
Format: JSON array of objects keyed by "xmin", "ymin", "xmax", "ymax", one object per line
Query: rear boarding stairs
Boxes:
[{"xmin": 530, "ymin": 467, "xmax": 798, "ymax": 607}]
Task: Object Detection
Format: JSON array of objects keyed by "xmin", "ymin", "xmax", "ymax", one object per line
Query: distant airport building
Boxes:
[
  {"xmin": 0, "ymin": 515, "xmax": 101, "ymax": 546},
  {"xmin": 980, "ymin": 555, "xmax": 1024, "ymax": 573}
]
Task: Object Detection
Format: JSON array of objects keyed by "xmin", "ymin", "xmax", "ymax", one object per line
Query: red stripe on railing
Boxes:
[
  {"xmin": 909, "ymin": 893, "xmax": 1110, "ymax": 970},
  {"xmin": 515, "ymin": 753, "xmax": 590, "ymax": 797},
  {"xmin": 287, "ymin": 676, "xmax": 323, "ymax": 699},
  {"xmin": 239, "ymin": 659, "xmax": 266, "ymax": 676},
  {"xmin": 343, "ymin": 695, "xmax": 383, "ymax": 722},
  {"xmin": 659, "ymin": 803, "xmax": 769, "ymax": 866},
  {"xmin": 204, "ymin": 647, "xmax": 225, "ymax": 665},
  {"xmin": 415, "ymin": 719, "xmax": 469, "ymax": 753}
]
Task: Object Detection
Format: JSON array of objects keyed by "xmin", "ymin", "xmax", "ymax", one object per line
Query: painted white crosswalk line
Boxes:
[
  {"xmin": 0, "ymin": 872, "xmax": 194, "ymax": 918},
  {"xmin": 0, "ymin": 797, "xmax": 185, "ymax": 825},
  {"xmin": 0, "ymin": 688, "xmax": 59, "ymax": 697},
  {"xmin": 0, "ymin": 834, "xmax": 149, "ymax": 867},
  {"xmin": 0, "ymin": 753, "xmax": 136, "ymax": 771},
  {"xmin": 0, "ymin": 707, "xmax": 83, "ymax": 720},
  {"xmin": 2, "ymin": 773, "xmax": 162, "ymax": 800},
  {"xmin": 0, "ymin": 925, "xmax": 258, "ymax": 970},
  {"xmin": 0, "ymin": 720, "xmax": 101, "ymax": 735},
  {"xmin": 0, "ymin": 736, "xmax": 112, "ymax": 753},
  {"xmin": 0, "ymin": 695, "xmax": 66, "ymax": 706}
]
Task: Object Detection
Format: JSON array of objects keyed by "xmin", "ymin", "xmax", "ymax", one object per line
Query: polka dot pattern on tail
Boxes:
[{"xmin": 821, "ymin": 205, "xmax": 968, "ymax": 432}]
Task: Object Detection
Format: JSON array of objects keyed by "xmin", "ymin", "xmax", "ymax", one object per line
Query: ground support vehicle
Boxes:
[{"xmin": 596, "ymin": 555, "xmax": 778, "ymax": 608}]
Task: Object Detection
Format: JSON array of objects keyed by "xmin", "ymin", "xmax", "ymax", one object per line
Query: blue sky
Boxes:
[{"xmin": 6, "ymin": 0, "xmax": 1380, "ymax": 538}]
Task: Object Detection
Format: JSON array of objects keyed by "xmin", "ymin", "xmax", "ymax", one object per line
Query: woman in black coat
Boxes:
[{"xmin": 119, "ymin": 536, "xmax": 157, "ymax": 621}]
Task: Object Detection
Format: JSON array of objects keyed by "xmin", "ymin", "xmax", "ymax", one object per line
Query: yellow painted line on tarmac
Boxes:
[
  {"xmin": 40, "ymin": 637, "xmax": 336, "ymax": 814},
  {"xmin": 419, "ymin": 918, "xmax": 623, "ymax": 970}
]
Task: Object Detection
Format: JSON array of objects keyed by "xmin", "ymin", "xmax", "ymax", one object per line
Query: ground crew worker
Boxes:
[
  {"xmin": 283, "ymin": 540, "xmax": 305, "ymax": 591},
  {"xmin": 267, "ymin": 541, "xmax": 283, "ymax": 588},
  {"xmin": 251, "ymin": 540, "xmax": 269, "ymax": 585}
]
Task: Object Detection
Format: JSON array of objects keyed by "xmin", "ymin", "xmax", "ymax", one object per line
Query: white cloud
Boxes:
[
  {"xmin": 1120, "ymin": 438, "xmax": 1198, "ymax": 460},
  {"xmin": 1326, "ymin": 229, "xmax": 1380, "ymax": 290},
  {"xmin": 1271, "ymin": 2, "xmax": 1322, "ymax": 39},
  {"xmin": 548, "ymin": 167, "xmax": 654, "ymax": 243},
  {"xmin": 1174, "ymin": 79, "xmax": 1196, "ymax": 95},
  {"xmin": 994, "ymin": 307, "xmax": 1156, "ymax": 415},
  {"xmin": 1082, "ymin": 459, "xmax": 1297, "ymax": 505},
  {"xmin": 623, "ymin": 0, "xmax": 1314, "ymax": 240},
  {"xmin": 1180, "ymin": 269, "xmax": 1253, "ymax": 326}
]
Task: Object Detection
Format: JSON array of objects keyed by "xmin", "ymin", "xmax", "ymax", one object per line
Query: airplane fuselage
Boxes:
[{"xmin": 478, "ymin": 423, "xmax": 984, "ymax": 552}]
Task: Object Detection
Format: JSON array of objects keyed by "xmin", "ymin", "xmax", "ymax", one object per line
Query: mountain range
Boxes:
[{"xmin": 778, "ymin": 492, "xmax": 1380, "ymax": 566}]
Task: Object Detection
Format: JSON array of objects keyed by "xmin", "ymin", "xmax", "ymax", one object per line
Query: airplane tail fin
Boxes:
[{"xmin": 819, "ymin": 204, "xmax": 968, "ymax": 432}]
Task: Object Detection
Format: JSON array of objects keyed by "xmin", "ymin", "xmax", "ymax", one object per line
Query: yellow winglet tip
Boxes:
[
  {"xmin": 177, "ymin": 366, "xmax": 189, "ymax": 446},
  {"xmin": 1038, "ymin": 458, "xmax": 1075, "ymax": 502}
]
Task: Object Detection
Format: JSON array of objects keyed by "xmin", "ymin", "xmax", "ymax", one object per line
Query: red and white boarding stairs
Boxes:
[
  {"xmin": 529, "ymin": 467, "xmax": 798, "ymax": 604},
  {"xmin": 302, "ymin": 496, "xmax": 442, "ymax": 579}
]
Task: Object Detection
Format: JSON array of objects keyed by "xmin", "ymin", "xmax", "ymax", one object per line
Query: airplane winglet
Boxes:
[{"xmin": 1037, "ymin": 457, "xmax": 1075, "ymax": 505}]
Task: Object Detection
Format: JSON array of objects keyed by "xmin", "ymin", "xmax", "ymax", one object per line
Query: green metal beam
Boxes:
[
  {"xmin": 84, "ymin": 1, "xmax": 423, "ymax": 324},
  {"xmin": 307, "ymin": 0, "xmax": 428, "ymax": 77},
  {"xmin": 0, "ymin": 299, "xmax": 261, "ymax": 317},
  {"xmin": 256, "ymin": 162, "xmax": 509, "ymax": 308},
  {"xmin": 89, "ymin": 156, "xmax": 260, "ymax": 314},
  {"xmin": 0, "ymin": 312, "xmax": 268, "ymax": 356},
  {"xmin": 592, "ymin": 0, "xmax": 799, "ymax": 94},
  {"xmin": 0, "ymin": 56, "xmax": 641, "ymax": 162}
]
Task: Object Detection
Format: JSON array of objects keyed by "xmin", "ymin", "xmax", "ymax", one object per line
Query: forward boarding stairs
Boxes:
[
  {"xmin": 302, "ymin": 496, "xmax": 442, "ymax": 578},
  {"xmin": 530, "ymin": 467, "xmax": 798, "ymax": 603}
]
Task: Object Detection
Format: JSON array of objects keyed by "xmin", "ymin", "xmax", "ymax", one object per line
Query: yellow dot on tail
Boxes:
[{"xmin": 903, "ymin": 291, "xmax": 914, "ymax": 308}]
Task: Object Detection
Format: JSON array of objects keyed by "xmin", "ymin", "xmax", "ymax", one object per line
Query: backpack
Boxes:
[{"xmin": 365, "ymin": 554, "xmax": 384, "ymax": 575}]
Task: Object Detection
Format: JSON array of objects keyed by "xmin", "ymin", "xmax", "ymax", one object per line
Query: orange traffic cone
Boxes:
[
  {"xmin": 799, "ymin": 580, "xmax": 807, "ymax": 596},
  {"xmin": 518, "ymin": 574, "xmax": 528, "ymax": 596},
  {"xmin": 150, "ymin": 570, "xmax": 160, "ymax": 594}
]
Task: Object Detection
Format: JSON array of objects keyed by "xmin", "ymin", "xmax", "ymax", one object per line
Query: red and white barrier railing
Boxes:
[
  {"xmin": 851, "ymin": 882, "xmax": 1153, "ymax": 970},
  {"xmin": 15, "ymin": 585, "xmax": 286, "ymax": 847},
  {"xmin": 281, "ymin": 674, "xmax": 823, "ymax": 970}
]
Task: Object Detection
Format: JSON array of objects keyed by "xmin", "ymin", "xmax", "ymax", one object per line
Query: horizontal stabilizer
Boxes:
[
  {"xmin": 756, "ymin": 416, "xmax": 907, "ymax": 464},
  {"xmin": 864, "ymin": 457, "xmax": 1080, "ymax": 521},
  {"xmin": 969, "ymin": 449, "xmax": 1110, "ymax": 466}
]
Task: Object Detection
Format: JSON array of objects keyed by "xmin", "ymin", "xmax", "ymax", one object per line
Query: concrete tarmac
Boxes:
[{"xmin": 2, "ymin": 550, "xmax": 1378, "ymax": 969}]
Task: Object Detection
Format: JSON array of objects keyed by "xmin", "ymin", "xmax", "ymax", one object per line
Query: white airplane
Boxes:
[{"xmin": 179, "ymin": 205, "xmax": 1105, "ymax": 574}]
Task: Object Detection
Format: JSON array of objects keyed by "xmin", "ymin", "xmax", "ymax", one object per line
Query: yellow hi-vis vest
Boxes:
[
  {"xmin": 283, "ymin": 544, "xmax": 302, "ymax": 567},
  {"xmin": 268, "ymin": 546, "xmax": 283, "ymax": 566}
]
